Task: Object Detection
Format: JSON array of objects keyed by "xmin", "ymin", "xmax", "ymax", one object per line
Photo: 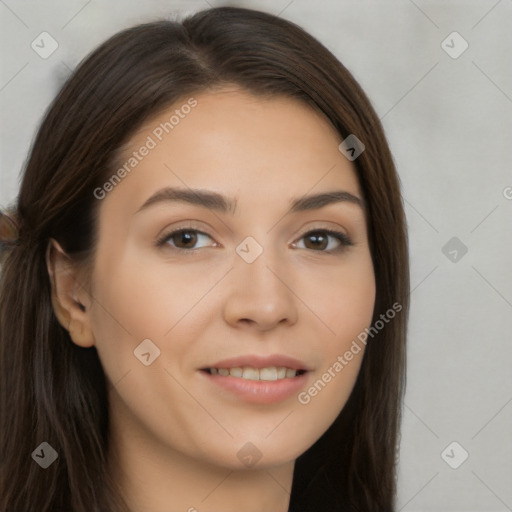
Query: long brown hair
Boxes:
[{"xmin": 0, "ymin": 7, "xmax": 409, "ymax": 511}]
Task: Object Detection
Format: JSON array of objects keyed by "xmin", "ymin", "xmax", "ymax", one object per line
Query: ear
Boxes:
[{"xmin": 46, "ymin": 238, "xmax": 95, "ymax": 348}]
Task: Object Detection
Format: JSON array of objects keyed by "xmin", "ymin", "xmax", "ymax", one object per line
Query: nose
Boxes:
[{"xmin": 222, "ymin": 245, "xmax": 299, "ymax": 332}]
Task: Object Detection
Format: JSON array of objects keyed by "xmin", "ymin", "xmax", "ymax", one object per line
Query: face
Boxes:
[{"xmin": 84, "ymin": 88, "xmax": 375, "ymax": 470}]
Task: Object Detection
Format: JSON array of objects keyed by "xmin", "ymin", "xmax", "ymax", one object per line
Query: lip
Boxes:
[
  {"xmin": 202, "ymin": 354, "xmax": 311, "ymax": 371},
  {"xmin": 199, "ymin": 369, "xmax": 310, "ymax": 404}
]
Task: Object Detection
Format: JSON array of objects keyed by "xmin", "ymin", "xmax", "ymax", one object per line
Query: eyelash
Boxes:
[{"xmin": 155, "ymin": 226, "xmax": 354, "ymax": 254}]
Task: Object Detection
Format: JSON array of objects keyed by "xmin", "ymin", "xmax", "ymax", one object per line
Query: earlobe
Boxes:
[
  {"xmin": 68, "ymin": 318, "xmax": 95, "ymax": 348},
  {"xmin": 46, "ymin": 238, "xmax": 95, "ymax": 348}
]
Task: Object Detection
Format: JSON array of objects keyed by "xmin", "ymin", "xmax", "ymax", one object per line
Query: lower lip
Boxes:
[{"xmin": 199, "ymin": 370, "xmax": 309, "ymax": 404}]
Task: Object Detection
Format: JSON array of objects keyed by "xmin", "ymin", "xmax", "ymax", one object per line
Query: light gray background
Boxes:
[{"xmin": 1, "ymin": 1, "xmax": 511, "ymax": 510}]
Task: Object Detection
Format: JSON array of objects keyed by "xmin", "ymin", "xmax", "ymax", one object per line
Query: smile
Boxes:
[{"xmin": 204, "ymin": 366, "xmax": 307, "ymax": 380}]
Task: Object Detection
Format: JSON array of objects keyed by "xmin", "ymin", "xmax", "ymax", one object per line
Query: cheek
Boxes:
[
  {"xmin": 91, "ymin": 246, "xmax": 213, "ymax": 333},
  {"xmin": 304, "ymin": 251, "xmax": 376, "ymax": 345},
  {"xmin": 292, "ymin": 296, "xmax": 374, "ymax": 447},
  {"xmin": 296, "ymin": 254, "xmax": 375, "ymax": 414},
  {"xmin": 88, "ymin": 249, "xmax": 224, "ymax": 383}
]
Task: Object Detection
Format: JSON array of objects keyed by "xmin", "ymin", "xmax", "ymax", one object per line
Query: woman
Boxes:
[{"xmin": 0, "ymin": 6, "xmax": 409, "ymax": 511}]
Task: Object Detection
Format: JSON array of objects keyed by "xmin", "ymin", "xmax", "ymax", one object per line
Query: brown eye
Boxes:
[
  {"xmin": 295, "ymin": 229, "xmax": 353, "ymax": 253},
  {"xmin": 172, "ymin": 230, "xmax": 198, "ymax": 248},
  {"xmin": 303, "ymin": 231, "xmax": 328, "ymax": 250},
  {"xmin": 158, "ymin": 229, "xmax": 215, "ymax": 250}
]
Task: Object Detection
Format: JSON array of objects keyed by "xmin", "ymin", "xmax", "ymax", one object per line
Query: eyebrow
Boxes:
[{"xmin": 136, "ymin": 187, "xmax": 364, "ymax": 215}]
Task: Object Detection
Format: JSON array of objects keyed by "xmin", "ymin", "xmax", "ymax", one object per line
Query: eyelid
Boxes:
[{"xmin": 293, "ymin": 223, "xmax": 351, "ymax": 241}]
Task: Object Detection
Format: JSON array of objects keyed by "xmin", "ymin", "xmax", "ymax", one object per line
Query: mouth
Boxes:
[
  {"xmin": 200, "ymin": 366, "xmax": 308, "ymax": 381},
  {"xmin": 198, "ymin": 354, "xmax": 312, "ymax": 404}
]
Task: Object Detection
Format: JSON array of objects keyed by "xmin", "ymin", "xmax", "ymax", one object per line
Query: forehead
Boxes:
[{"xmin": 103, "ymin": 87, "xmax": 362, "ymax": 214}]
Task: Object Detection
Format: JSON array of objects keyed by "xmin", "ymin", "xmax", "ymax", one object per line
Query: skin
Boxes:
[{"xmin": 47, "ymin": 87, "xmax": 376, "ymax": 512}]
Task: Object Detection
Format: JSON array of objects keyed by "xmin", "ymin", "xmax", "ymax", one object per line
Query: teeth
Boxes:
[
  {"xmin": 242, "ymin": 367, "xmax": 260, "ymax": 380},
  {"xmin": 259, "ymin": 367, "xmax": 277, "ymax": 381},
  {"xmin": 209, "ymin": 366, "xmax": 301, "ymax": 380},
  {"xmin": 229, "ymin": 367, "xmax": 243, "ymax": 378}
]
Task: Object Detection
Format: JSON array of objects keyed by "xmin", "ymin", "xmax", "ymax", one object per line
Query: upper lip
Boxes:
[{"xmin": 202, "ymin": 354, "xmax": 311, "ymax": 371}]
